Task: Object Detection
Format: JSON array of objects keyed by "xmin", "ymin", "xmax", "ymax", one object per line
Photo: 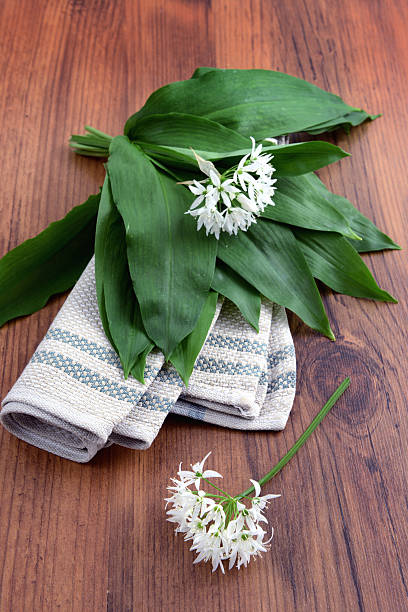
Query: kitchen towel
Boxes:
[{"xmin": 1, "ymin": 259, "xmax": 296, "ymax": 462}]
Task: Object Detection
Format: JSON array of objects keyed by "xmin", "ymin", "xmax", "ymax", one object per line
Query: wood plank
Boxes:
[{"xmin": 0, "ymin": 0, "xmax": 407, "ymax": 610}]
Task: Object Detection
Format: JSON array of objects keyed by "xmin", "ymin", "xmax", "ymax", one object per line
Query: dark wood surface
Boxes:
[{"xmin": 0, "ymin": 1, "xmax": 407, "ymax": 610}]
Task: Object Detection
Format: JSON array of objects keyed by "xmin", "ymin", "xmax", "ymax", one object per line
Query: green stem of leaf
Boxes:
[
  {"xmin": 84, "ymin": 125, "xmax": 113, "ymax": 141},
  {"xmin": 236, "ymin": 377, "xmax": 351, "ymax": 499},
  {"xmin": 70, "ymin": 125, "xmax": 113, "ymax": 158}
]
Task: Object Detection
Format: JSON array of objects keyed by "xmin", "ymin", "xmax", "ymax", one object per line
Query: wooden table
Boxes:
[{"xmin": 0, "ymin": 1, "xmax": 407, "ymax": 610}]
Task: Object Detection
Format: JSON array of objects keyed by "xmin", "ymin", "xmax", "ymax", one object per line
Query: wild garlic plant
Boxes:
[{"xmin": 166, "ymin": 378, "xmax": 350, "ymax": 573}]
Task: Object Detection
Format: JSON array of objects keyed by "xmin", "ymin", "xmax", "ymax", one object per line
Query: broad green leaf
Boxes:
[
  {"xmin": 128, "ymin": 112, "xmax": 249, "ymax": 151},
  {"xmin": 95, "ymin": 176, "xmax": 153, "ymax": 378},
  {"xmin": 108, "ymin": 136, "xmax": 217, "ymax": 357},
  {"xmin": 125, "ymin": 68, "xmax": 376, "ymax": 140},
  {"xmin": 217, "ymin": 219, "xmax": 334, "ymax": 339},
  {"xmin": 293, "ymin": 228, "xmax": 397, "ymax": 302},
  {"xmin": 218, "ymin": 142, "xmax": 350, "ymax": 176},
  {"xmin": 269, "ymin": 142, "xmax": 349, "ymax": 176},
  {"xmin": 262, "ymin": 174, "xmax": 359, "ymax": 239},
  {"xmin": 169, "ymin": 291, "xmax": 219, "ymax": 386},
  {"xmin": 191, "ymin": 68, "xmax": 378, "ymax": 136},
  {"xmin": 305, "ymin": 173, "xmax": 400, "ymax": 252},
  {"xmin": 0, "ymin": 192, "xmax": 99, "ymax": 328},
  {"xmin": 138, "ymin": 140, "xmax": 349, "ymax": 177},
  {"xmin": 211, "ymin": 261, "xmax": 261, "ymax": 330}
]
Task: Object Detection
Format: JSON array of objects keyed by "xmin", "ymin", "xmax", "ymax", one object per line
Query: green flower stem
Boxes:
[
  {"xmin": 237, "ymin": 377, "xmax": 351, "ymax": 499},
  {"xmin": 202, "ymin": 477, "xmax": 232, "ymax": 498},
  {"xmin": 223, "ymin": 498, "xmax": 238, "ymax": 524},
  {"xmin": 206, "ymin": 494, "xmax": 227, "ymax": 499}
]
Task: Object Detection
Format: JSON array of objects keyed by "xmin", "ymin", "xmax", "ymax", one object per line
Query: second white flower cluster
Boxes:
[
  {"xmin": 165, "ymin": 452, "xmax": 280, "ymax": 573},
  {"xmin": 185, "ymin": 137, "xmax": 278, "ymax": 239}
]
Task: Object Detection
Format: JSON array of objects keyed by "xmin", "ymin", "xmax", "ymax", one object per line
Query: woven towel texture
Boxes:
[{"xmin": 1, "ymin": 259, "xmax": 296, "ymax": 462}]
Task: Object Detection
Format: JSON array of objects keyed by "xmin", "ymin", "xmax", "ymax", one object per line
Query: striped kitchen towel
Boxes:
[{"xmin": 0, "ymin": 259, "xmax": 296, "ymax": 462}]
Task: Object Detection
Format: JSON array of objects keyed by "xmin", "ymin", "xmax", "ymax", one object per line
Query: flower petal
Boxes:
[
  {"xmin": 209, "ymin": 169, "xmax": 221, "ymax": 187},
  {"xmin": 249, "ymin": 479, "xmax": 261, "ymax": 497},
  {"xmin": 202, "ymin": 469, "xmax": 223, "ymax": 479},
  {"xmin": 197, "ymin": 451, "xmax": 212, "ymax": 472}
]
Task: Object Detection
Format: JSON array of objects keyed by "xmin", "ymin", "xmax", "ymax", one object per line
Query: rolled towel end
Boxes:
[
  {"xmin": 0, "ymin": 403, "xmax": 104, "ymax": 463},
  {"xmin": 0, "ymin": 386, "xmax": 111, "ymax": 463}
]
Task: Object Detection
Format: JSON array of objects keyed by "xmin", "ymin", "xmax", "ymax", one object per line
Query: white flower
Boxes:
[
  {"xmin": 233, "ymin": 138, "xmax": 275, "ymax": 188},
  {"xmin": 249, "ymin": 479, "xmax": 281, "ymax": 506},
  {"xmin": 188, "ymin": 205, "xmax": 224, "ymax": 239},
  {"xmin": 185, "ymin": 138, "xmax": 277, "ymax": 239},
  {"xmin": 233, "ymin": 154, "xmax": 258, "ymax": 191},
  {"xmin": 247, "ymin": 136, "xmax": 275, "ymax": 174},
  {"xmin": 223, "ymin": 207, "xmax": 255, "ymax": 236},
  {"xmin": 190, "ymin": 524, "xmax": 227, "ymax": 573},
  {"xmin": 177, "ymin": 451, "xmax": 223, "ymax": 490},
  {"xmin": 236, "ymin": 192, "xmax": 258, "ymax": 214},
  {"xmin": 166, "ymin": 454, "xmax": 280, "ymax": 572},
  {"xmin": 226, "ymin": 521, "xmax": 272, "ymax": 570},
  {"xmin": 246, "ymin": 174, "xmax": 277, "ymax": 212},
  {"xmin": 188, "ymin": 180, "xmax": 217, "ymax": 209},
  {"xmin": 208, "ymin": 172, "xmax": 240, "ymax": 208},
  {"xmin": 201, "ymin": 503, "xmax": 226, "ymax": 529}
]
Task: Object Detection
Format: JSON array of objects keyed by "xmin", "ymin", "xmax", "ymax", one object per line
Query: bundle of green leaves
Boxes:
[{"xmin": 0, "ymin": 68, "xmax": 399, "ymax": 385}]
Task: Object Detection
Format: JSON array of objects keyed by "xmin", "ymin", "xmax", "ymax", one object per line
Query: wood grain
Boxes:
[{"xmin": 0, "ymin": 0, "xmax": 407, "ymax": 610}]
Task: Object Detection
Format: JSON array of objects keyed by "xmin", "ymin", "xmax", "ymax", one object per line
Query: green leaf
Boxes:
[
  {"xmin": 216, "ymin": 141, "xmax": 349, "ymax": 176},
  {"xmin": 191, "ymin": 69, "xmax": 379, "ymax": 136},
  {"xmin": 262, "ymin": 174, "xmax": 359, "ymax": 239},
  {"xmin": 137, "ymin": 140, "xmax": 349, "ymax": 178},
  {"xmin": 217, "ymin": 219, "xmax": 334, "ymax": 339},
  {"xmin": 293, "ymin": 228, "xmax": 397, "ymax": 302},
  {"xmin": 305, "ymin": 173, "xmax": 400, "ymax": 252},
  {"xmin": 128, "ymin": 112, "xmax": 249, "ymax": 151},
  {"xmin": 169, "ymin": 291, "xmax": 219, "ymax": 386},
  {"xmin": 94, "ymin": 178, "xmax": 117, "ymax": 350},
  {"xmin": 125, "ymin": 68, "xmax": 376, "ymax": 140},
  {"xmin": 130, "ymin": 343, "xmax": 155, "ymax": 384},
  {"xmin": 108, "ymin": 135, "xmax": 217, "ymax": 357},
  {"xmin": 305, "ymin": 110, "xmax": 380, "ymax": 135},
  {"xmin": 95, "ymin": 176, "xmax": 153, "ymax": 378},
  {"xmin": 211, "ymin": 261, "xmax": 261, "ymax": 330},
  {"xmin": 191, "ymin": 67, "xmax": 216, "ymax": 78},
  {"xmin": 0, "ymin": 192, "xmax": 99, "ymax": 328},
  {"xmin": 267, "ymin": 142, "xmax": 349, "ymax": 176},
  {"xmin": 70, "ymin": 126, "xmax": 112, "ymax": 158}
]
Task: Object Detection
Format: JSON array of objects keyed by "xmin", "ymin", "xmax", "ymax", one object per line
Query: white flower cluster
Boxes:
[
  {"xmin": 185, "ymin": 137, "xmax": 278, "ymax": 239},
  {"xmin": 165, "ymin": 452, "xmax": 280, "ymax": 573}
]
